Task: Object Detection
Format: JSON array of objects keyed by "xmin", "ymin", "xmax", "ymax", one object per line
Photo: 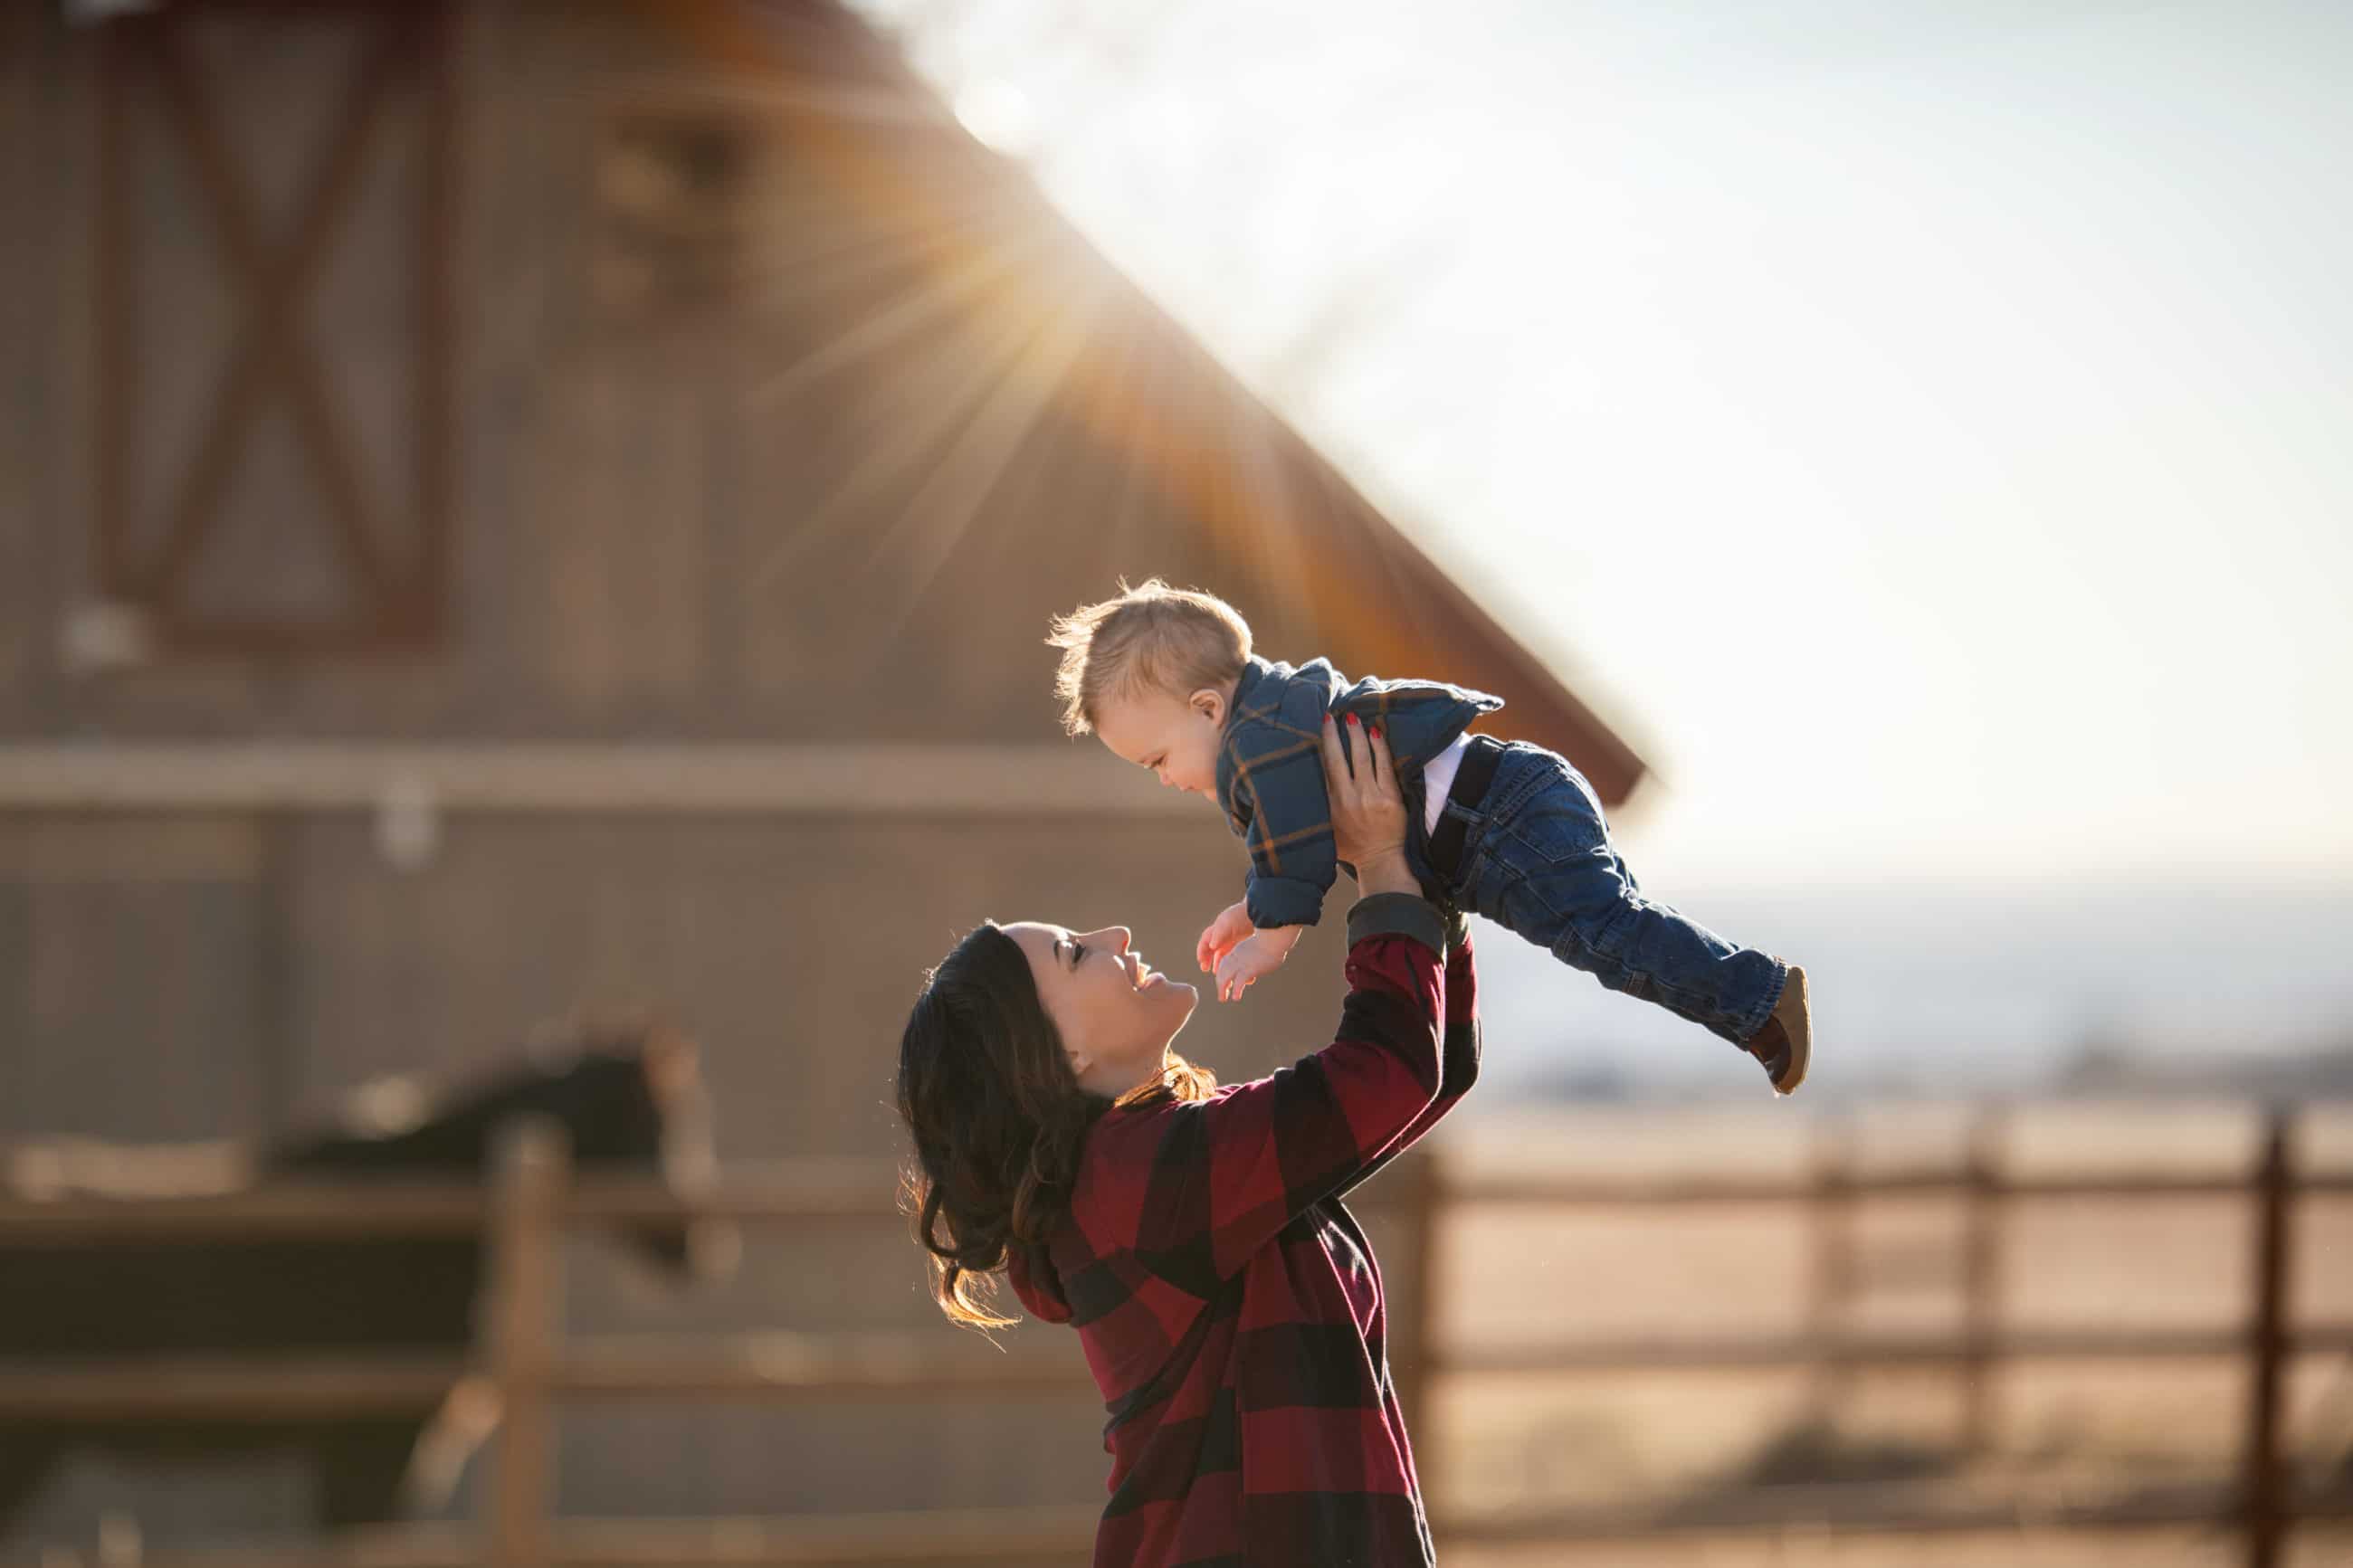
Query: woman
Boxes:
[{"xmin": 896, "ymin": 715, "xmax": 1481, "ymax": 1566}]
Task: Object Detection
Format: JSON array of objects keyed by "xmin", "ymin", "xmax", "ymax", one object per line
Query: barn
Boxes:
[{"xmin": 0, "ymin": 0, "xmax": 1644, "ymax": 1546}]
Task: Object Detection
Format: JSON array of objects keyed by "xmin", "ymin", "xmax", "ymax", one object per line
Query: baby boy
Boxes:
[{"xmin": 1047, "ymin": 578, "xmax": 1811, "ymax": 1093}]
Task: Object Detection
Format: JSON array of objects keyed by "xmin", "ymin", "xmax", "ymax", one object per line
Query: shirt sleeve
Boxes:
[
  {"xmin": 1333, "ymin": 922, "xmax": 1481, "ymax": 1199},
  {"xmin": 1235, "ymin": 727, "xmax": 1341, "ymax": 929},
  {"xmin": 1108, "ymin": 893, "xmax": 1450, "ymax": 1296}
]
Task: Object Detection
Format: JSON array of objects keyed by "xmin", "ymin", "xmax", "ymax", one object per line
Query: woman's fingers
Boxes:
[
  {"xmin": 1329, "ymin": 712, "xmax": 1408, "ymax": 872},
  {"xmin": 1320, "ymin": 711, "xmax": 1353, "ymax": 786},
  {"xmin": 1323, "ymin": 714, "xmax": 1364, "ymax": 830},
  {"xmin": 1367, "ymin": 721, "xmax": 1396, "ymax": 794}
]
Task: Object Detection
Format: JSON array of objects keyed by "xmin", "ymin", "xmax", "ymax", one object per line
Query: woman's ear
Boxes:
[{"xmin": 1189, "ymin": 687, "xmax": 1225, "ymax": 727}]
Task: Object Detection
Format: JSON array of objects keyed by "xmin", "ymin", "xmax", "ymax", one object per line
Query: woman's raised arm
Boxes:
[
  {"xmin": 1323, "ymin": 712, "xmax": 1483, "ymax": 1193},
  {"xmin": 1081, "ymin": 718, "xmax": 1454, "ymax": 1293}
]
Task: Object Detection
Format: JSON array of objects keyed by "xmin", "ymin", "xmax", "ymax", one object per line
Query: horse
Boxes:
[{"xmin": 0, "ymin": 1025, "xmax": 738, "ymax": 1533}]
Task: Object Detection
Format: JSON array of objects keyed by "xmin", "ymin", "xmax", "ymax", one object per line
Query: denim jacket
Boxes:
[{"xmin": 1215, "ymin": 655, "xmax": 1503, "ymax": 928}]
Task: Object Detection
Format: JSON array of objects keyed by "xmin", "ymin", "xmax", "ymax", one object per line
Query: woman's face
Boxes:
[{"xmin": 1003, "ymin": 923, "xmax": 1197, "ymax": 1099}]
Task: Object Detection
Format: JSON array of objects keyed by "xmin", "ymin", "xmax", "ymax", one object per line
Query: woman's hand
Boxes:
[{"xmin": 1322, "ymin": 714, "xmax": 1415, "ymax": 897}]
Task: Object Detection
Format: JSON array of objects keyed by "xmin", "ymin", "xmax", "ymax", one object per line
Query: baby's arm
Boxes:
[
  {"xmin": 1196, "ymin": 899, "xmax": 1255, "ymax": 974},
  {"xmin": 1214, "ymin": 923, "xmax": 1306, "ymax": 1003},
  {"xmin": 1198, "ymin": 900, "xmax": 1307, "ymax": 1002}
]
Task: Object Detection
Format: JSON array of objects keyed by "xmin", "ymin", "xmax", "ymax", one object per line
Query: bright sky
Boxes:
[{"xmin": 856, "ymin": 0, "xmax": 2353, "ymax": 889}]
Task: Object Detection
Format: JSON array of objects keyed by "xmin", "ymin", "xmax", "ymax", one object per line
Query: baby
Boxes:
[{"xmin": 1047, "ymin": 579, "xmax": 1811, "ymax": 1094}]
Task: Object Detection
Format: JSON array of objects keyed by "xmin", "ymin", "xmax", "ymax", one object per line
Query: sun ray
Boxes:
[
  {"xmin": 746, "ymin": 237, "xmax": 1066, "ymax": 592},
  {"xmin": 597, "ymin": 68, "xmax": 976, "ymax": 132},
  {"xmin": 868, "ymin": 268, "xmax": 1112, "ymax": 628},
  {"xmin": 741, "ymin": 220, "xmax": 1048, "ymax": 409}
]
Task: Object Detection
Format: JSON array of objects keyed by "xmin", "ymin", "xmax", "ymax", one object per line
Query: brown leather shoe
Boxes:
[{"xmin": 1743, "ymin": 965, "xmax": 1811, "ymax": 1096}]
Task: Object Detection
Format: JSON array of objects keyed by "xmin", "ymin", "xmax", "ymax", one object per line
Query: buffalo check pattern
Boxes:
[
  {"xmin": 1010, "ymin": 895, "xmax": 1482, "ymax": 1566},
  {"xmin": 1213, "ymin": 657, "xmax": 1502, "ymax": 930}
]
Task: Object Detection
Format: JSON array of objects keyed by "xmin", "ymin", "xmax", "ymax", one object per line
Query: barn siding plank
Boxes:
[
  {"xmin": 6, "ymin": 818, "xmax": 264, "ymax": 1142},
  {"xmin": 0, "ymin": 3, "xmax": 35, "ymax": 716}
]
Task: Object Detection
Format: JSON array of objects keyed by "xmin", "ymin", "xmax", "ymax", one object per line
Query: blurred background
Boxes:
[{"xmin": 4, "ymin": 0, "xmax": 2350, "ymax": 1563}]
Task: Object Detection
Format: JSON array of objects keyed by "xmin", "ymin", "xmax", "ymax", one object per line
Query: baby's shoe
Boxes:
[{"xmin": 1742, "ymin": 965, "xmax": 1810, "ymax": 1096}]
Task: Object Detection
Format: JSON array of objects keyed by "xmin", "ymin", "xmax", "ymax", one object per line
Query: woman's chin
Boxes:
[{"xmin": 1154, "ymin": 975, "xmax": 1200, "ymax": 1021}]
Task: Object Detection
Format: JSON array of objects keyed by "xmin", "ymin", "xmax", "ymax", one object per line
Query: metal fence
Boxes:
[{"xmin": 5, "ymin": 1109, "xmax": 2350, "ymax": 1566}]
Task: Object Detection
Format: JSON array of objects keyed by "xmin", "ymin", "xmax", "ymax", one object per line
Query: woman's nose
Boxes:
[{"xmin": 1095, "ymin": 927, "xmax": 1131, "ymax": 954}]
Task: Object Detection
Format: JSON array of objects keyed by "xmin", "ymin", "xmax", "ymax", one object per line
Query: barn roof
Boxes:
[{"xmin": 639, "ymin": 0, "xmax": 1650, "ymax": 803}]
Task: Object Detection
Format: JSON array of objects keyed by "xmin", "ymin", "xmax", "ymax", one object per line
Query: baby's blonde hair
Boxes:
[{"xmin": 1045, "ymin": 579, "xmax": 1253, "ymax": 736}]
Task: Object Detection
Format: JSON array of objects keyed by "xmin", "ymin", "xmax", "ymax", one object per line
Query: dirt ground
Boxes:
[{"xmin": 1444, "ymin": 1527, "xmax": 2353, "ymax": 1567}]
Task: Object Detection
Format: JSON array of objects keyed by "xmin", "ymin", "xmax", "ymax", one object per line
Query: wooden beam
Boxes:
[
  {"xmin": 2243, "ymin": 1111, "xmax": 2294, "ymax": 1568},
  {"xmin": 0, "ymin": 742, "xmax": 1196, "ymax": 816},
  {"xmin": 0, "ymin": 1156, "xmax": 1393, "ymax": 1241},
  {"xmin": 1436, "ymin": 1478, "xmax": 2287, "ymax": 1544},
  {"xmin": 0, "ymin": 1336, "xmax": 1096, "ymax": 1419},
  {"xmin": 94, "ymin": 23, "xmax": 135, "ymax": 588},
  {"xmin": 103, "ymin": 1494, "xmax": 2353, "ymax": 1568},
  {"xmin": 552, "ymin": 1333, "xmax": 1093, "ymax": 1401},
  {"xmin": 411, "ymin": 0, "xmax": 455, "ymax": 639},
  {"xmin": 0, "ymin": 1354, "xmax": 461, "ymax": 1420},
  {"xmin": 129, "ymin": 1508, "xmax": 1107, "ymax": 1568},
  {"xmin": 489, "ymin": 1121, "xmax": 566, "ymax": 1568},
  {"xmin": 14, "ymin": 1320, "xmax": 2353, "ymax": 1421},
  {"xmin": 1440, "ymin": 1326, "xmax": 2353, "ymax": 1377},
  {"xmin": 5, "ymin": 1155, "xmax": 2345, "ymax": 1242},
  {"xmin": 1447, "ymin": 1167, "xmax": 2353, "ymax": 1204}
]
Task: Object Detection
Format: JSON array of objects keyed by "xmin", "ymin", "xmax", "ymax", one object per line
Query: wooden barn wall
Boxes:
[
  {"xmin": 4, "ymin": 807, "xmax": 1367, "ymax": 1183},
  {"xmin": 1, "ymin": 2, "xmax": 1436, "ymax": 1547},
  {"xmin": 272, "ymin": 810, "xmax": 1358, "ymax": 1159},
  {"xmin": 3, "ymin": 0, "xmax": 1332, "ymax": 744},
  {"xmin": 3, "ymin": 1, "xmax": 48, "ymax": 718},
  {"xmin": 1, "ymin": 803, "xmax": 1377, "ymax": 1164},
  {"xmin": 0, "ymin": 817, "xmax": 272, "ymax": 1144}
]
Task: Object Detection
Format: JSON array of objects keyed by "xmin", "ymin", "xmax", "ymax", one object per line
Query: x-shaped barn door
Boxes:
[{"xmin": 95, "ymin": 3, "xmax": 452, "ymax": 653}]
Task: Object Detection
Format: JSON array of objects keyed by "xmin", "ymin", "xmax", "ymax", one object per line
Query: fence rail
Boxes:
[
  {"xmin": 91, "ymin": 1488, "xmax": 2353, "ymax": 1568},
  {"xmin": 12, "ymin": 1158, "xmax": 2348, "ymax": 1242},
  {"xmin": 5, "ymin": 1108, "xmax": 2348, "ymax": 1566}
]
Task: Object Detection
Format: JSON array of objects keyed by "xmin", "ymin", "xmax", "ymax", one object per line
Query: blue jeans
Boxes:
[{"xmin": 1434, "ymin": 744, "xmax": 1786, "ymax": 1046}]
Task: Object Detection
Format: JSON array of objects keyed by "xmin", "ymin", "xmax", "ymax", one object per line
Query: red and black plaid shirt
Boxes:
[{"xmin": 1011, "ymin": 894, "xmax": 1481, "ymax": 1566}]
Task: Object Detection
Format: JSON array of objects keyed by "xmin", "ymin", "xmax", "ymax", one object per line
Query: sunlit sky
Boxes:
[{"xmin": 855, "ymin": 0, "xmax": 2352, "ymax": 891}]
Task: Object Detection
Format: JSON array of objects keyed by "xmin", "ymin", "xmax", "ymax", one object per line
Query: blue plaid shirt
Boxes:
[{"xmin": 1214, "ymin": 656, "xmax": 1502, "ymax": 928}]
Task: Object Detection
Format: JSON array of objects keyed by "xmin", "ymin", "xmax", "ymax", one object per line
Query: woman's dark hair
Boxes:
[{"xmin": 896, "ymin": 921, "xmax": 1213, "ymax": 1329}]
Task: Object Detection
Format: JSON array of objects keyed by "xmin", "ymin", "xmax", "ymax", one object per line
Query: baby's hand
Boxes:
[
  {"xmin": 1215, "ymin": 926, "xmax": 1305, "ymax": 1003},
  {"xmin": 1196, "ymin": 899, "xmax": 1255, "ymax": 974}
]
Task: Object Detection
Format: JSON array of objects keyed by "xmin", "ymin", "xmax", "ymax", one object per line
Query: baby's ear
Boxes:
[{"xmin": 1189, "ymin": 687, "xmax": 1225, "ymax": 726}]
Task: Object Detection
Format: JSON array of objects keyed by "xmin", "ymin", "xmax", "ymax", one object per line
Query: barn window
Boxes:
[{"xmin": 594, "ymin": 102, "xmax": 774, "ymax": 330}]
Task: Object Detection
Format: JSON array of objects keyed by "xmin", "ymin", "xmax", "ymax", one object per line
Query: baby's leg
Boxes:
[{"xmin": 1461, "ymin": 754, "xmax": 1786, "ymax": 1047}]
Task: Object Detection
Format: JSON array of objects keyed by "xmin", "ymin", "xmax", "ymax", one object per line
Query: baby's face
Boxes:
[{"xmin": 1093, "ymin": 686, "xmax": 1225, "ymax": 797}]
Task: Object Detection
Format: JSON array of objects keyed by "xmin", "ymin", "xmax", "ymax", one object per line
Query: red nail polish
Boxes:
[{"xmin": 1347, "ymin": 713, "xmax": 1359, "ymax": 726}]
